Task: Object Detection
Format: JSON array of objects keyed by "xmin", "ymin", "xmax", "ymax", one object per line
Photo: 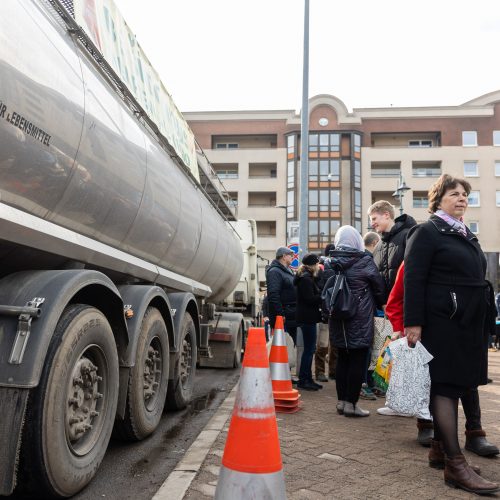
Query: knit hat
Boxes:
[
  {"xmin": 276, "ymin": 246, "xmax": 294, "ymax": 258},
  {"xmin": 301, "ymin": 253, "xmax": 320, "ymax": 266}
]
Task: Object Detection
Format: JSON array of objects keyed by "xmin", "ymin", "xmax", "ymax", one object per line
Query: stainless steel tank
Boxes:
[{"xmin": 0, "ymin": 0, "xmax": 242, "ymax": 301}]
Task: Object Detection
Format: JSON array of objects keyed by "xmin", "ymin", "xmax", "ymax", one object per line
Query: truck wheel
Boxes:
[
  {"xmin": 166, "ymin": 313, "xmax": 197, "ymax": 410},
  {"xmin": 115, "ymin": 307, "xmax": 169, "ymax": 441},
  {"xmin": 233, "ymin": 325, "xmax": 243, "ymax": 368},
  {"xmin": 20, "ymin": 304, "xmax": 119, "ymax": 498}
]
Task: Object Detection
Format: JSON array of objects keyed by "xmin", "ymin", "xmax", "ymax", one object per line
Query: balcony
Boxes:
[
  {"xmin": 212, "ymin": 134, "xmax": 278, "ymax": 149},
  {"xmin": 371, "ymin": 132, "xmax": 441, "ymax": 148},
  {"xmin": 412, "ymin": 161, "xmax": 441, "ymax": 178},
  {"xmin": 256, "ymin": 220, "xmax": 277, "ymax": 237},
  {"xmin": 213, "ymin": 163, "xmax": 238, "ymax": 179},
  {"xmin": 248, "ymin": 191, "xmax": 277, "ymax": 207},
  {"xmin": 371, "ymin": 161, "xmax": 401, "ymax": 178},
  {"xmin": 249, "ymin": 162, "xmax": 277, "ymax": 179}
]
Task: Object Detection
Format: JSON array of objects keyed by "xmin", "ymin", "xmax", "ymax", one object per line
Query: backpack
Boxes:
[{"xmin": 321, "ymin": 269, "xmax": 358, "ymax": 320}]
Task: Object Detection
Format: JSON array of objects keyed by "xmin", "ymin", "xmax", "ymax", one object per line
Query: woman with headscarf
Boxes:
[
  {"xmin": 404, "ymin": 174, "xmax": 499, "ymax": 494},
  {"xmin": 329, "ymin": 225, "xmax": 386, "ymax": 417}
]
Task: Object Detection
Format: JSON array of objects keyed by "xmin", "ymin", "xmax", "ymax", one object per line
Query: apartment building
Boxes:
[{"xmin": 185, "ymin": 93, "xmax": 500, "ymax": 288}]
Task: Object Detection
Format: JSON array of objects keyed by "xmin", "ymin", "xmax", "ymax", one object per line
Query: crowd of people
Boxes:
[{"xmin": 262, "ymin": 174, "xmax": 499, "ymax": 495}]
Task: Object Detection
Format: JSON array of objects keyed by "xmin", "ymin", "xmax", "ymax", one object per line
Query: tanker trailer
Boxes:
[{"xmin": 0, "ymin": 0, "xmax": 244, "ymax": 497}]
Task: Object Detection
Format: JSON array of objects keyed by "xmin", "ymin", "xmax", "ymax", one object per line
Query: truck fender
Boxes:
[
  {"xmin": 165, "ymin": 292, "xmax": 199, "ymax": 378},
  {"xmin": 115, "ymin": 285, "xmax": 173, "ymax": 420},
  {"xmin": 166, "ymin": 292, "xmax": 199, "ymax": 352},
  {"xmin": 0, "ymin": 270, "xmax": 128, "ymax": 388}
]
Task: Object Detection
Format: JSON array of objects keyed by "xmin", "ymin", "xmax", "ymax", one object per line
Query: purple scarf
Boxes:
[{"xmin": 435, "ymin": 209, "xmax": 467, "ymax": 237}]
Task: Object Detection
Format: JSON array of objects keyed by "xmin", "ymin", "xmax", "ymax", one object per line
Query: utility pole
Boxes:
[{"xmin": 298, "ymin": 0, "xmax": 309, "ymax": 260}]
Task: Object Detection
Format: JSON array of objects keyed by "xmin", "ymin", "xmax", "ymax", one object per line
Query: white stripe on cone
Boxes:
[
  {"xmin": 234, "ymin": 367, "xmax": 275, "ymax": 419},
  {"xmin": 216, "ymin": 468, "xmax": 286, "ymax": 500},
  {"xmin": 269, "ymin": 362, "xmax": 291, "ymax": 381},
  {"xmin": 272, "ymin": 328, "xmax": 287, "ymax": 346}
]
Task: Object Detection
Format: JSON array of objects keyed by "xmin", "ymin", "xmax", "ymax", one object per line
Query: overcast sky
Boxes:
[{"xmin": 113, "ymin": 0, "xmax": 500, "ymax": 113}]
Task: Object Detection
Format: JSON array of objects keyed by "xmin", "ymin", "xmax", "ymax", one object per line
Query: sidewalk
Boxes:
[{"xmin": 181, "ymin": 352, "xmax": 500, "ymax": 499}]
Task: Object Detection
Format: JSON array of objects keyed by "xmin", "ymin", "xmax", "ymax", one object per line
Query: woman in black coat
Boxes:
[
  {"xmin": 328, "ymin": 226, "xmax": 386, "ymax": 417},
  {"xmin": 294, "ymin": 253, "xmax": 322, "ymax": 391},
  {"xmin": 404, "ymin": 174, "xmax": 499, "ymax": 494}
]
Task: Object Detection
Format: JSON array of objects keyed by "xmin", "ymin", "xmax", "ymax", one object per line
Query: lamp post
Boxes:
[
  {"xmin": 275, "ymin": 205, "xmax": 288, "ymax": 246},
  {"xmin": 392, "ymin": 174, "xmax": 411, "ymax": 215}
]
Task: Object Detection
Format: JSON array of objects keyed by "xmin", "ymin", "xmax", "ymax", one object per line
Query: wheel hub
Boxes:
[
  {"xmin": 179, "ymin": 338, "xmax": 192, "ymax": 387},
  {"xmin": 67, "ymin": 357, "xmax": 101, "ymax": 443},
  {"xmin": 143, "ymin": 344, "xmax": 161, "ymax": 405}
]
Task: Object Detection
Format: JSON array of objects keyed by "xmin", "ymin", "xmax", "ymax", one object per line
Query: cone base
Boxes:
[
  {"xmin": 215, "ymin": 466, "xmax": 286, "ymax": 500},
  {"xmin": 274, "ymin": 397, "xmax": 301, "ymax": 407},
  {"xmin": 272, "ymin": 388, "xmax": 300, "ymax": 400},
  {"xmin": 275, "ymin": 404, "xmax": 302, "ymax": 414}
]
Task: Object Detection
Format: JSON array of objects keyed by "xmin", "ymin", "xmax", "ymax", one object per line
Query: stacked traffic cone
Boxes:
[
  {"xmin": 215, "ymin": 327, "xmax": 286, "ymax": 500},
  {"xmin": 269, "ymin": 316, "xmax": 301, "ymax": 413}
]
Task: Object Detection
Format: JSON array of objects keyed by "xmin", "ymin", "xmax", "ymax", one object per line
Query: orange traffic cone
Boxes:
[
  {"xmin": 215, "ymin": 327, "xmax": 286, "ymax": 500},
  {"xmin": 269, "ymin": 316, "xmax": 301, "ymax": 413}
]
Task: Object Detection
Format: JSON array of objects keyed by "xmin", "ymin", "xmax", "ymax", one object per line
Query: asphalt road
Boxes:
[
  {"xmin": 75, "ymin": 367, "xmax": 239, "ymax": 500},
  {"xmin": 11, "ymin": 367, "xmax": 239, "ymax": 500}
]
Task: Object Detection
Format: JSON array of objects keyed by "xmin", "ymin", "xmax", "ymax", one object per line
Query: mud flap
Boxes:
[{"xmin": 0, "ymin": 387, "xmax": 29, "ymax": 495}]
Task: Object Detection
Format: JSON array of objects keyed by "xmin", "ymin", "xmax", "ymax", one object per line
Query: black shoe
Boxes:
[
  {"xmin": 291, "ymin": 378, "xmax": 299, "ymax": 385},
  {"xmin": 297, "ymin": 381, "xmax": 319, "ymax": 391},
  {"xmin": 487, "ymin": 378, "xmax": 493, "ymax": 384},
  {"xmin": 311, "ymin": 381, "xmax": 323, "ymax": 389},
  {"xmin": 465, "ymin": 430, "xmax": 500, "ymax": 457},
  {"xmin": 417, "ymin": 427, "xmax": 434, "ymax": 447}
]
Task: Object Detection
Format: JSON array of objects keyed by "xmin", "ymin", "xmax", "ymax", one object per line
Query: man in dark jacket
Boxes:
[
  {"xmin": 368, "ymin": 201, "xmax": 434, "ymax": 443},
  {"xmin": 368, "ymin": 200, "xmax": 416, "ymax": 292},
  {"xmin": 266, "ymin": 246, "xmax": 297, "ymax": 344}
]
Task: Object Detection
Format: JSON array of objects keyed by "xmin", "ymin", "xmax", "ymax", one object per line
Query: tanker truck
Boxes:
[{"xmin": 0, "ymin": 1, "xmax": 252, "ymax": 497}]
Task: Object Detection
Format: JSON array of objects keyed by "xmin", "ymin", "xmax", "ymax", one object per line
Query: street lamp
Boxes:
[
  {"xmin": 275, "ymin": 205, "xmax": 288, "ymax": 246},
  {"xmin": 392, "ymin": 174, "xmax": 411, "ymax": 216}
]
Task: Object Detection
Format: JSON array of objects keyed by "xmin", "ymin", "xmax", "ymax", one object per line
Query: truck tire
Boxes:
[
  {"xmin": 166, "ymin": 313, "xmax": 197, "ymax": 410},
  {"xmin": 233, "ymin": 324, "xmax": 243, "ymax": 368},
  {"xmin": 19, "ymin": 304, "xmax": 119, "ymax": 498},
  {"xmin": 115, "ymin": 307, "xmax": 169, "ymax": 441}
]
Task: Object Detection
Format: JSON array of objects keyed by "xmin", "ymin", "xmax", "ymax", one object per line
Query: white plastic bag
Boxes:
[{"xmin": 385, "ymin": 338, "xmax": 433, "ymax": 419}]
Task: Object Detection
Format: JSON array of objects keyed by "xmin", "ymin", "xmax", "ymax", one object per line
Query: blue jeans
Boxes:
[{"xmin": 298, "ymin": 323, "xmax": 317, "ymax": 384}]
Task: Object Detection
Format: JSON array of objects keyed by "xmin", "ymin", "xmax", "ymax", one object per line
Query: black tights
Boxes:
[{"xmin": 430, "ymin": 394, "xmax": 461, "ymax": 457}]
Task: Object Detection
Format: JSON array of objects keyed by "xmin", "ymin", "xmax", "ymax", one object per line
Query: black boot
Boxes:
[
  {"xmin": 465, "ymin": 429, "xmax": 500, "ymax": 457},
  {"xmin": 417, "ymin": 419, "xmax": 434, "ymax": 447}
]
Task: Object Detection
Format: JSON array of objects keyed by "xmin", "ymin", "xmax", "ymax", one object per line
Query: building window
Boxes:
[
  {"xmin": 309, "ymin": 133, "xmax": 340, "ymax": 154},
  {"xmin": 309, "ymin": 190, "xmax": 340, "ymax": 211},
  {"xmin": 495, "ymin": 161, "xmax": 500, "ymax": 176},
  {"xmin": 309, "ymin": 160, "xmax": 339, "ymax": 181},
  {"xmin": 287, "ymin": 135, "xmax": 295, "ymax": 155},
  {"xmin": 463, "ymin": 161, "xmax": 478, "ymax": 177},
  {"xmin": 408, "ymin": 139, "xmax": 433, "ymax": 147},
  {"xmin": 462, "ymin": 131, "xmax": 477, "ymax": 147},
  {"xmin": 287, "ymin": 161, "xmax": 294, "ymax": 188},
  {"xmin": 468, "ymin": 191, "xmax": 480, "ymax": 207},
  {"xmin": 330, "ymin": 134, "xmax": 340, "ymax": 152},
  {"xmin": 354, "ymin": 190, "xmax": 361, "ymax": 218},
  {"xmin": 493, "ymin": 131, "xmax": 500, "ymax": 146},
  {"xmin": 215, "ymin": 143, "xmax": 238, "ymax": 149},
  {"xmin": 287, "ymin": 190, "xmax": 294, "ymax": 217},
  {"xmin": 413, "ymin": 193, "xmax": 428, "ymax": 208},
  {"xmin": 354, "ymin": 134, "xmax": 361, "ymax": 154},
  {"xmin": 469, "ymin": 221, "xmax": 479, "ymax": 234},
  {"xmin": 354, "ymin": 160, "xmax": 361, "ymax": 188},
  {"xmin": 496, "ymin": 191, "xmax": 500, "ymax": 207}
]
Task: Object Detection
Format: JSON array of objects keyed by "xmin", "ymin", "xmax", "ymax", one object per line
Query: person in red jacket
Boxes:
[
  {"xmin": 385, "ymin": 262, "xmax": 405, "ymax": 337},
  {"xmin": 383, "ymin": 261, "xmax": 498, "ymax": 467}
]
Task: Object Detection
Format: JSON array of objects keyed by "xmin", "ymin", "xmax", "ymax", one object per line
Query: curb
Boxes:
[{"xmin": 151, "ymin": 384, "xmax": 238, "ymax": 500}]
